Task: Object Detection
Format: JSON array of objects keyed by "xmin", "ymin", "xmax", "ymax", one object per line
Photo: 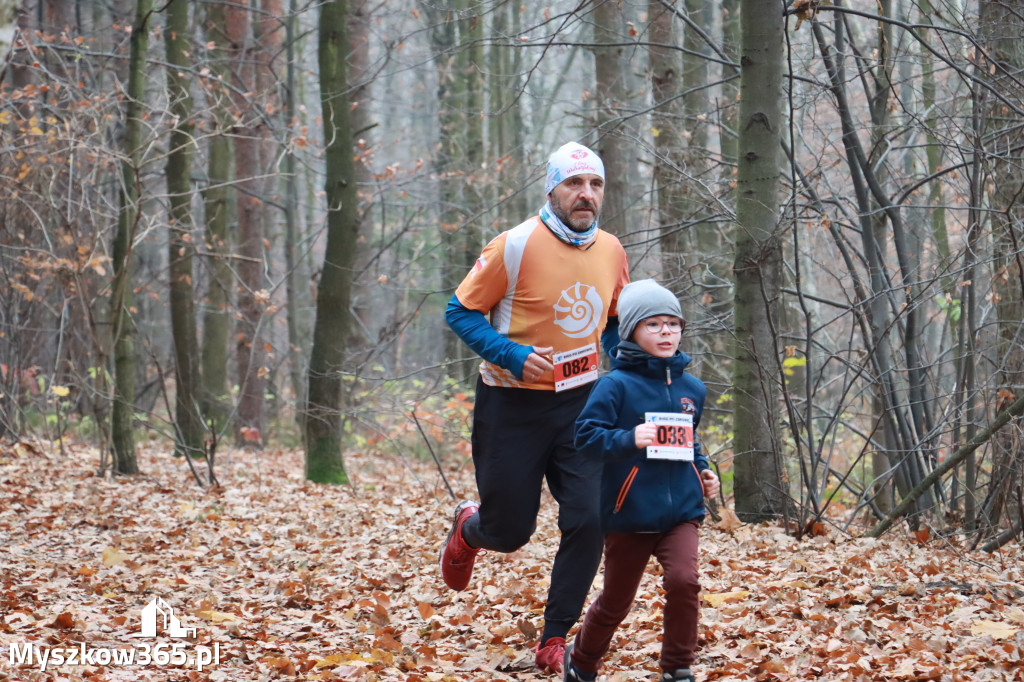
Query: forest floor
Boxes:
[{"xmin": 1, "ymin": 440, "xmax": 1023, "ymax": 682}]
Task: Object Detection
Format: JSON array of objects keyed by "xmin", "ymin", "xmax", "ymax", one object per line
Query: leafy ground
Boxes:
[{"xmin": 1, "ymin": 440, "xmax": 1023, "ymax": 681}]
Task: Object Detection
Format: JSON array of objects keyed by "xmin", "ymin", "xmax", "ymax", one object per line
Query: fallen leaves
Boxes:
[
  {"xmin": 1, "ymin": 440, "xmax": 1023, "ymax": 681},
  {"xmin": 702, "ymin": 590, "xmax": 749, "ymax": 608},
  {"xmin": 970, "ymin": 619, "xmax": 1018, "ymax": 640},
  {"xmin": 102, "ymin": 547, "xmax": 129, "ymax": 567}
]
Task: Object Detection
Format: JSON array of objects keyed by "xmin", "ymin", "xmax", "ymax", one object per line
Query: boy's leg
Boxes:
[
  {"xmin": 539, "ymin": 385, "xmax": 604, "ymax": 643},
  {"xmin": 571, "ymin": 532, "xmax": 656, "ymax": 673},
  {"xmin": 655, "ymin": 521, "xmax": 701, "ymax": 671}
]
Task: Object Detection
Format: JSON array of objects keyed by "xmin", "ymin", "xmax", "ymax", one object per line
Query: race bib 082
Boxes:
[{"xmin": 553, "ymin": 343, "xmax": 599, "ymax": 392}]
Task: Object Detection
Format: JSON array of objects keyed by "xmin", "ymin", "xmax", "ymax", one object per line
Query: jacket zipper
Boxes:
[
  {"xmin": 614, "ymin": 465, "xmax": 639, "ymax": 513},
  {"xmin": 665, "ymin": 365, "xmax": 676, "ymax": 510}
]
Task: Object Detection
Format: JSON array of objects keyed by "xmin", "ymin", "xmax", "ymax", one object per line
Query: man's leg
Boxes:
[
  {"xmin": 537, "ymin": 386, "xmax": 604, "ymax": 656},
  {"xmin": 459, "ymin": 380, "xmax": 553, "ymax": 553}
]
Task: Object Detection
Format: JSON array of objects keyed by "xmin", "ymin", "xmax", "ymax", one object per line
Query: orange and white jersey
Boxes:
[{"xmin": 455, "ymin": 216, "xmax": 629, "ymax": 390}]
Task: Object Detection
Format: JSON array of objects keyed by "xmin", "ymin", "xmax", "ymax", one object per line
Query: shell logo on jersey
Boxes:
[{"xmin": 553, "ymin": 281, "xmax": 604, "ymax": 339}]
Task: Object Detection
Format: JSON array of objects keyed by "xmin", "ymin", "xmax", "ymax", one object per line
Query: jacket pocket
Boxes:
[{"xmin": 614, "ymin": 465, "xmax": 639, "ymax": 513}]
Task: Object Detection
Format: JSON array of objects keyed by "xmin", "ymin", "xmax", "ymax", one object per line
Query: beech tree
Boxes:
[
  {"xmin": 304, "ymin": 0, "xmax": 360, "ymax": 484},
  {"xmin": 164, "ymin": 0, "xmax": 204, "ymax": 458},
  {"xmin": 731, "ymin": 0, "xmax": 786, "ymax": 522},
  {"xmin": 109, "ymin": 0, "xmax": 154, "ymax": 475},
  {"xmin": 199, "ymin": 0, "xmax": 234, "ymax": 429}
]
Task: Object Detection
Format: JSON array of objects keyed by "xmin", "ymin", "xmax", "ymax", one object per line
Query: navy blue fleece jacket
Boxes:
[{"xmin": 575, "ymin": 342, "xmax": 708, "ymax": 533}]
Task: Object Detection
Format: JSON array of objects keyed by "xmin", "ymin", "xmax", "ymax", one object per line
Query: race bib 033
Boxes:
[{"xmin": 645, "ymin": 412, "xmax": 694, "ymax": 461}]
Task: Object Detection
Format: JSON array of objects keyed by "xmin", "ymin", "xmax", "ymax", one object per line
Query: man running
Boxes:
[{"xmin": 440, "ymin": 142, "xmax": 630, "ymax": 674}]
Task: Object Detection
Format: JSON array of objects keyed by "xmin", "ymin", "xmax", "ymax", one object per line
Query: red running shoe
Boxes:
[
  {"xmin": 439, "ymin": 500, "xmax": 480, "ymax": 591},
  {"xmin": 535, "ymin": 636, "xmax": 566, "ymax": 674}
]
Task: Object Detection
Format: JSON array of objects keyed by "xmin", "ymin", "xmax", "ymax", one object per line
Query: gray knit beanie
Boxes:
[{"xmin": 617, "ymin": 279, "xmax": 683, "ymax": 340}]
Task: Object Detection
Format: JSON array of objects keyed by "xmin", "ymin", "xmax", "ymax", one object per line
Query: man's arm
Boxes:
[
  {"xmin": 445, "ymin": 294, "xmax": 533, "ymax": 379},
  {"xmin": 601, "ymin": 316, "xmax": 620, "ymax": 360}
]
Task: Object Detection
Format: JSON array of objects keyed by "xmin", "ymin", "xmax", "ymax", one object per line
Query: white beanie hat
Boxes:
[
  {"xmin": 545, "ymin": 142, "xmax": 605, "ymax": 195},
  {"xmin": 617, "ymin": 279, "xmax": 683, "ymax": 341}
]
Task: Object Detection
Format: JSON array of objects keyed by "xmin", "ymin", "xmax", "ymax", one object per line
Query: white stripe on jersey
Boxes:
[{"xmin": 493, "ymin": 218, "xmax": 538, "ymax": 335}]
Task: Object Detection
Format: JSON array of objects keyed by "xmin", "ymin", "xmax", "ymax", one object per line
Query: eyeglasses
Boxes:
[{"xmin": 642, "ymin": 319, "xmax": 683, "ymax": 333}]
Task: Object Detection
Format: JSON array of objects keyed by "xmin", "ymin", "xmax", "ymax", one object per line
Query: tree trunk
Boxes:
[
  {"xmin": 110, "ymin": 0, "xmax": 153, "ymax": 475},
  {"xmin": 866, "ymin": 0, "xmax": 900, "ymax": 514},
  {"xmin": 720, "ymin": 0, "xmax": 740, "ymax": 172},
  {"xmin": 428, "ymin": 6, "xmax": 464, "ymax": 379},
  {"xmin": 343, "ymin": 0, "xmax": 375, "ymax": 376},
  {"xmin": 164, "ymin": 0, "xmax": 204, "ymax": 457},
  {"xmin": 305, "ymin": 0, "xmax": 360, "ymax": 484},
  {"xmin": 731, "ymin": 0, "xmax": 787, "ymax": 522},
  {"xmin": 283, "ymin": 0, "xmax": 312, "ymax": 419},
  {"xmin": 591, "ymin": 0, "xmax": 636, "ymax": 237},
  {"xmin": 649, "ymin": 1, "xmax": 685, "ymax": 287},
  {"xmin": 226, "ymin": 1, "xmax": 266, "ymax": 446},
  {"xmin": 200, "ymin": 0, "xmax": 234, "ymax": 431},
  {"xmin": 429, "ymin": 1, "xmax": 482, "ymax": 385},
  {"xmin": 488, "ymin": 0, "xmax": 529, "ymax": 222},
  {"xmin": 459, "ymin": 4, "xmax": 484, "ymax": 385},
  {"xmin": 980, "ymin": 0, "xmax": 1024, "ymax": 531}
]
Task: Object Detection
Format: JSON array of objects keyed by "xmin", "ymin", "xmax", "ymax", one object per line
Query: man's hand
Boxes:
[
  {"xmin": 634, "ymin": 422, "xmax": 657, "ymax": 448},
  {"xmin": 522, "ymin": 346, "xmax": 554, "ymax": 383}
]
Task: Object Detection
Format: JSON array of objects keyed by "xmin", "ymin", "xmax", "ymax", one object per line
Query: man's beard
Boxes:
[{"xmin": 551, "ymin": 200, "xmax": 599, "ymax": 233}]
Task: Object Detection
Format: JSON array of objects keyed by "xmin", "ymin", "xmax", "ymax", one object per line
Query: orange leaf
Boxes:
[{"xmin": 50, "ymin": 612, "xmax": 75, "ymax": 629}]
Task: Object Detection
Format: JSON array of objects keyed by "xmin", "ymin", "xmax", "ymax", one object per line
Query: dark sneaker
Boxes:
[
  {"xmin": 563, "ymin": 641, "xmax": 597, "ymax": 681},
  {"xmin": 661, "ymin": 669, "xmax": 695, "ymax": 682},
  {"xmin": 439, "ymin": 500, "xmax": 480, "ymax": 591},
  {"xmin": 536, "ymin": 636, "xmax": 566, "ymax": 674}
]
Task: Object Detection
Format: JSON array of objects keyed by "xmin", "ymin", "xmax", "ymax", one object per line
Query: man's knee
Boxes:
[
  {"xmin": 561, "ymin": 511, "xmax": 603, "ymax": 545},
  {"xmin": 483, "ymin": 519, "xmax": 536, "ymax": 553}
]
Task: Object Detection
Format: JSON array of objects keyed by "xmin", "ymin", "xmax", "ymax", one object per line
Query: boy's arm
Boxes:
[
  {"xmin": 574, "ymin": 377, "xmax": 639, "ymax": 461},
  {"xmin": 694, "ymin": 440, "xmax": 709, "ymax": 472},
  {"xmin": 445, "ymin": 295, "xmax": 533, "ymax": 379},
  {"xmin": 693, "ymin": 384, "xmax": 710, "ymax": 471}
]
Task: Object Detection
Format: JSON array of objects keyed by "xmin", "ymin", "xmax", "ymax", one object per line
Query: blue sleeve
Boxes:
[
  {"xmin": 445, "ymin": 294, "xmax": 533, "ymax": 380},
  {"xmin": 601, "ymin": 316, "xmax": 620, "ymax": 360},
  {"xmin": 574, "ymin": 376, "xmax": 640, "ymax": 462},
  {"xmin": 692, "ymin": 385, "xmax": 709, "ymax": 471},
  {"xmin": 694, "ymin": 440, "xmax": 708, "ymax": 472}
]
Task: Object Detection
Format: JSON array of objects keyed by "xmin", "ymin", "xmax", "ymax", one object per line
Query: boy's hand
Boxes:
[
  {"xmin": 700, "ymin": 469, "xmax": 721, "ymax": 499},
  {"xmin": 634, "ymin": 422, "xmax": 657, "ymax": 448}
]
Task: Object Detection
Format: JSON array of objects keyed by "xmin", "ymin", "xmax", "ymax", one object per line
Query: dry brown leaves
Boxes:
[{"xmin": 1, "ymin": 441, "xmax": 1023, "ymax": 681}]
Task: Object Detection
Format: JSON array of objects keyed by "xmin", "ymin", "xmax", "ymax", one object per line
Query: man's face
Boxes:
[{"xmin": 548, "ymin": 173, "xmax": 604, "ymax": 232}]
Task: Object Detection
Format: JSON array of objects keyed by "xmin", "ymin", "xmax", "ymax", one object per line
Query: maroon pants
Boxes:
[{"xmin": 571, "ymin": 521, "xmax": 701, "ymax": 674}]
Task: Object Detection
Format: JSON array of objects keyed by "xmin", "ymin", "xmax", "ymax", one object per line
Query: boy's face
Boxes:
[{"xmin": 633, "ymin": 315, "xmax": 683, "ymax": 358}]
